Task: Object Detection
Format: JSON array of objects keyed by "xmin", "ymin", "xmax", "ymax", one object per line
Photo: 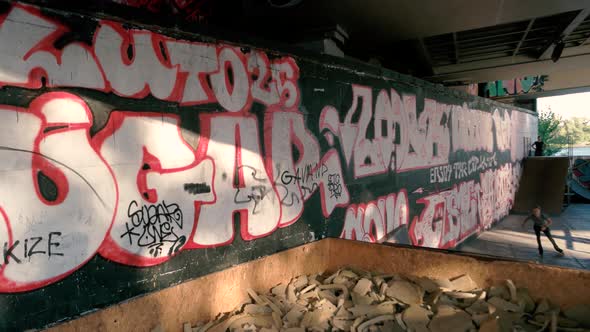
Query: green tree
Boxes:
[
  {"xmin": 556, "ymin": 117, "xmax": 590, "ymax": 152},
  {"xmin": 562, "ymin": 117, "xmax": 590, "ymax": 145},
  {"xmin": 537, "ymin": 109, "xmax": 564, "ymax": 156}
]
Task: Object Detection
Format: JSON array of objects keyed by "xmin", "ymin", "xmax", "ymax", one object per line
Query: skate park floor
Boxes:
[{"xmin": 457, "ymin": 204, "xmax": 590, "ymax": 270}]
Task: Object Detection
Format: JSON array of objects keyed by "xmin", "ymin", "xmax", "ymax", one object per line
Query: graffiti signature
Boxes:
[{"xmin": 122, "ymin": 200, "xmax": 186, "ymax": 257}]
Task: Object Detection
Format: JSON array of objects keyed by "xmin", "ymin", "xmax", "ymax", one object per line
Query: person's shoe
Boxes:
[{"xmin": 556, "ymin": 248, "xmax": 564, "ymax": 255}]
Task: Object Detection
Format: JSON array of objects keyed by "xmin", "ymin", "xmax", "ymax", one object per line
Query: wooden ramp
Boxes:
[{"xmin": 513, "ymin": 157, "xmax": 569, "ymax": 214}]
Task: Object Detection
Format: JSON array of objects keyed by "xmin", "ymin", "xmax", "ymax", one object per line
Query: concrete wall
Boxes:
[{"xmin": 0, "ymin": 2, "xmax": 537, "ymax": 330}]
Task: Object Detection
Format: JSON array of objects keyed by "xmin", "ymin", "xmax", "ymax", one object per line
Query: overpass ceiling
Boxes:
[
  {"xmin": 229, "ymin": 0, "xmax": 590, "ymax": 86},
  {"xmin": 210, "ymin": 0, "xmax": 590, "ymax": 86},
  {"xmin": 422, "ymin": 11, "xmax": 587, "ymax": 67},
  {"xmin": 418, "ymin": 7, "xmax": 590, "ymax": 84}
]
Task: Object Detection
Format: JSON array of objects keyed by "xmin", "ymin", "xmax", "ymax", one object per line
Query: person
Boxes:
[
  {"xmin": 522, "ymin": 205, "xmax": 563, "ymax": 256},
  {"xmin": 532, "ymin": 136, "xmax": 544, "ymax": 156}
]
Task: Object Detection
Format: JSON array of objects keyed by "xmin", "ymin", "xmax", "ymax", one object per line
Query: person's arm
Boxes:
[{"xmin": 544, "ymin": 214, "xmax": 552, "ymax": 227}]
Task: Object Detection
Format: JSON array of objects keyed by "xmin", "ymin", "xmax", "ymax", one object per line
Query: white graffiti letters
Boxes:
[
  {"xmin": 340, "ymin": 191, "xmax": 408, "ymax": 243},
  {"xmin": 331, "ymin": 85, "xmax": 452, "ymax": 178},
  {"xmin": 0, "ymin": 93, "xmax": 115, "ymax": 291},
  {"xmin": 412, "ymin": 164, "xmax": 520, "ymax": 249},
  {"xmin": 193, "ymin": 115, "xmax": 281, "ymax": 246},
  {"xmin": 0, "ymin": 6, "xmax": 104, "ymax": 89},
  {"xmin": 97, "ymin": 113, "xmax": 214, "ymax": 265}
]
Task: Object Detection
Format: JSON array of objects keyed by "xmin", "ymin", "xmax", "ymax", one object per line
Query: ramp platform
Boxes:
[{"xmin": 513, "ymin": 157, "xmax": 569, "ymax": 214}]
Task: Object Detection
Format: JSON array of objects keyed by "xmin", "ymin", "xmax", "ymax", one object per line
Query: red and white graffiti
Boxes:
[
  {"xmin": 95, "ymin": 112, "xmax": 214, "ymax": 266},
  {"xmin": 451, "ymin": 104, "xmax": 494, "ymax": 153},
  {"xmin": 0, "ymin": 6, "xmax": 104, "ymax": 90},
  {"xmin": 340, "ymin": 190, "xmax": 409, "ymax": 243},
  {"xmin": 479, "ymin": 163, "xmax": 521, "ymax": 229},
  {"xmin": 0, "ymin": 5, "xmax": 300, "ymax": 109},
  {"xmin": 0, "ymin": 3, "xmax": 538, "ymax": 293},
  {"xmin": 192, "ymin": 113, "xmax": 282, "ymax": 247},
  {"xmin": 0, "ymin": 91, "xmax": 349, "ymax": 291},
  {"xmin": 410, "ymin": 163, "xmax": 521, "ymax": 249},
  {"xmin": 493, "ymin": 109, "xmax": 512, "ymax": 151},
  {"xmin": 322, "ymin": 86, "xmax": 452, "ymax": 178},
  {"xmin": 266, "ymin": 108, "xmax": 350, "ymax": 226},
  {"xmin": 0, "ymin": 93, "xmax": 116, "ymax": 292},
  {"xmin": 409, "ymin": 181, "xmax": 480, "ymax": 249}
]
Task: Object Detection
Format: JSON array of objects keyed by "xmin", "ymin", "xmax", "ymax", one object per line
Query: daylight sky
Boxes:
[{"xmin": 537, "ymin": 91, "xmax": 590, "ymax": 120}]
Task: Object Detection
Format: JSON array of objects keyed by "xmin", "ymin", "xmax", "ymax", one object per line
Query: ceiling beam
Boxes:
[
  {"xmin": 432, "ymin": 43, "xmax": 590, "ymax": 75},
  {"xmin": 452, "ymin": 32, "xmax": 459, "ymax": 63},
  {"xmin": 581, "ymin": 33, "xmax": 590, "ymax": 46},
  {"xmin": 513, "ymin": 19, "xmax": 535, "ymax": 56},
  {"xmin": 426, "ymin": 52, "xmax": 590, "ymax": 83},
  {"xmin": 538, "ymin": 8, "xmax": 590, "ymax": 59},
  {"xmin": 416, "ymin": 38, "xmax": 435, "ymax": 76}
]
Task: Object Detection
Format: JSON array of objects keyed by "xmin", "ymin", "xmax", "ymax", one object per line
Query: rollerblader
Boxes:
[{"xmin": 522, "ymin": 205, "xmax": 564, "ymax": 257}]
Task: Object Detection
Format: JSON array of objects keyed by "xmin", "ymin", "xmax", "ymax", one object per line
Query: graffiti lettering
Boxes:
[
  {"xmin": 123, "ymin": 200, "xmax": 185, "ymax": 257},
  {"xmin": 0, "ymin": 6, "xmax": 105, "ymax": 89},
  {"xmin": 410, "ymin": 181, "xmax": 480, "ymax": 248},
  {"xmin": 193, "ymin": 115, "xmax": 281, "ymax": 247},
  {"xmin": 493, "ymin": 109, "xmax": 512, "ymax": 151},
  {"xmin": 1, "ymin": 232, "xmax": 63, "ymax": 266},
  {"xmin": 429, "ymin": 154, "xmax": 498, "ymax": 184},
  {"xmin": 340, "ymin": 190, "xmax": 409, "ymax": 243},
  {"xmin": 412, "ymin": 163, "xmax": 521, "ymax": 249},
  {"xmin": 0, "ymin": 2, "xmax": 539, "ymax": 296},
  {"xmin": 0, "ymin": 92, "xmax": 116, "ymax": 292},
  {"xmin": 430, "ymin": 165, "xmax": 453, "ymax": 183},
  {"xmin": 327, "ymin": 174, "xmax": 343, "ymax": 199},
  {"xmin": 96, "ymin": 112, "xmax": 213, "ymax": 266},
  {"xmin": 266, "ymin": 109, "xmax": 349, "ymax": 225},
  {"xmin": 479, "ymin": 163, "xmax": 521, "ymax": 229},
  {"xmin": 485, "ymin": 75, "xmax": 547, "ymax": 97},
  {"xmin": 329, "ymin": 87, "xmax": 451, "ymax": 178},
  {"xmin": 451, "ymin": 105, "xmax": 495, "ymax": 153},
  {"xmin": 0, "ymin": 5, "xmax": 299, "ymax": 108},
  {"xmin": 324, "ymin": 86, "xmax": 528, "ymax": 178},
  {"xmin": 279, "ymin": 163, "xmax": 328, "ymax": 186},
  {"xmin": 234, "ymin": 184, "xmax": 275, "ymax": 215}
]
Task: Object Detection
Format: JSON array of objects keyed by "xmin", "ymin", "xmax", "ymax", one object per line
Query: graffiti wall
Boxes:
[
  {"xmin": 483, "ymin": 75, "xmax": 548, "ymax": 98},
  {"xmin": 0, "ymin": 3, "xmax": 537, "ymax": 330}
]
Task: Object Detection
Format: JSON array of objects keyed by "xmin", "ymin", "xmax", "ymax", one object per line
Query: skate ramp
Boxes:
[
  {"xmin": 571, "ymin": 158, "xmax": 590, "ymax": 200},
  {"xmin": 570, "ymin": 180, "xmax": 590, "ymax": 200},
  {"xmin": 513, "ymin": 157, "xmax": 569, "ymax": 214}
]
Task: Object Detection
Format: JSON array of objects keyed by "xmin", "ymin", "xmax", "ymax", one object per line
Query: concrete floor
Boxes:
[{"xmin": 457, "ymin": 204, "xmax": 590, "ymax": 270}]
